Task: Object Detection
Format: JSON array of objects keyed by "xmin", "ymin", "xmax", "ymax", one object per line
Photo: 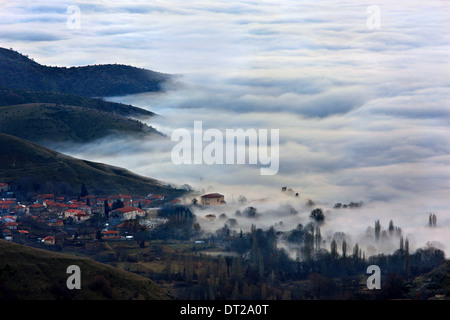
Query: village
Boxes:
[
  {"xmin": 0, "ymin": 181, "xmax": 233, "ymax": 249},
  {"xmin": 0, "ymin": 181, "xmax": 192, "ymax": 248}
]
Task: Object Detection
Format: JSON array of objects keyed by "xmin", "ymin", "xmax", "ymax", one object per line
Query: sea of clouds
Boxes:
[{"xmin": 1, "ymin": 0, "xmax": 449, "ymax": 256}]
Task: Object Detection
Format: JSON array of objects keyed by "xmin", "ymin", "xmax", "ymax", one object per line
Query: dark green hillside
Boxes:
[
  {"xmin": 0, "ymin": 88, "xmax": 156, "ymax": 118},
  {"xmin": 408, "ymin": 260, "xmax": 450, "ymax": 300},
  {"xmin": 0, "ymin": 103, "xmax": 163, "ymax": 143},
  {"xmin": 0, "ymin": 133, "xmax": 184, "ymax": 197},
  {"xmin": 0, "ymin": 47, "xmax": 170, "ymax": 97},
  {"xmin": 0, "ymin": 240, "xmax": 172, "ymax": 300}
]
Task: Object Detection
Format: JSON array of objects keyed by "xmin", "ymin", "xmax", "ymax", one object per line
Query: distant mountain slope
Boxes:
[
  {"xmin": 0, "ymin": 132, "xmax": 184, "ymax": 197},
  {"xmin": 0, "ymin": 103, "xmax": 163, "ymax": 143},
  {"xmin": 0, "ymin": 239, "xmax": 172, "ymax": 300},
  {"xmin": 0, "ymin": 88, "xmax": 156, "ymax": 118},
  {"xmin": 0, "ymin": 47, "xmax": 170, "ymax": 97}
]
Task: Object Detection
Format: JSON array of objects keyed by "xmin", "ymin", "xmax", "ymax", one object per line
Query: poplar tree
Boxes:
[
  {"xmin": 352, "ymin": 243, "xmax": 359, "ymax": 261},
  {"xmin": 342, "ymin": 240, "xmax": 347, "ymax": 259},
  {"xmin": 404, "ymin": 238, "xmax": 411, "ymax": 279},
  {"xmin": 375, "ymin": 220, "xmax": 381, "ymax": 241},
  {"xmin": 331, "ymin": 239, "xmax": 338, "ymax": 260}
]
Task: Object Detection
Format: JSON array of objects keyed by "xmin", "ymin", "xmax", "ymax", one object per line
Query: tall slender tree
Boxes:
[
  {"xmin": 388, "ymin": 220, "xmax": 395, "ymax": 236},
  {"xmin": 342, "ymin": 240, "xmax": 347, "ymax": 259},
  {"xmin": 80, "ymin": 183, "xmax": 88, "ymax": 197},
  {"xmin": 375, "ymin": 220, "xmax": 381, "ymax": 241},
  {"xmin": 331, "ymin": 239, "xmax": 338, "ymax": 260},
  {"xmin": 404, "ymin": 238, "xmax": 410, "ymax": 279}
]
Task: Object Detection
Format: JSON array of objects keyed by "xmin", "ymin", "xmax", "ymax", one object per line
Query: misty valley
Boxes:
[
  {"xmin": 0, "ymin": 184, "xmax": 446, "ymax": 300},
  {"xmin": 0, "ymin": 41, "xmax": 448, "ymax": 302}
]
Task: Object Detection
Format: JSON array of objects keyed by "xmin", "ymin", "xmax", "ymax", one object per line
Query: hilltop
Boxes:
[
  {"xmin": 0, "ymin": 239, "xmax": 172, "ymax": 300},
  {"xmin": 0, "ymin": 132, "xmax": 184, "ymax": 198},
  {"xmin": 0, "ymin": 47, "xmax": 170, "ymax": 97},
  {"xmin": 0, "ymin": 103, "xmax": 163, "ymax": 144}
]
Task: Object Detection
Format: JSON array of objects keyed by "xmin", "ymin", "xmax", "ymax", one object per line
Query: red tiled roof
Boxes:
[
  {"xmin": 2, "ymin": 216, "xmax": 16, "ymax": 220},
  {"xmin": 4, "ymin": 222, "xmax": 18, "ymax": 226},
  {"xmin": 35, "ymin": 194, "xmax": 54, "ymax": 199},
  {"xmin": 65, "ymin": 209, "xmax": 84, "ymax": 214},
  {"xmin": 103, "ymin": 230, "xmax": 119, "ymax": 235},
  {"xmin": 115, "ymin": 206, "xmax": 142, "ymax": 214},
  {"xmin": 75, "ymin": 213, "xmax": 88, "ymax": 217},
  {"xmin": 0, "ymin": 200, "xmax": 16, "ymax": 205},
  {"xmin": 30, "ymin": 204, "xmax": 44, "ymax": 208},
  {"xmin": 201, "ymin": 193, "xmax": 224, "ymax": 198}
]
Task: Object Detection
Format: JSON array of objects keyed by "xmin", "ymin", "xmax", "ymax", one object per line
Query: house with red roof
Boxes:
[
  {"xmin": 111, "ymin": 206, "xmax": 146, "ymax": 220},
  {"xmin": 4, "ymin": 222, "xmax": 18, "ymax": 230},
  {"xmin": 74, "ymin": 212, "xmax": 90, "ymax": 222},
  {"xmin": 34, "ymin": 194, "xmax": 54, "ymax": 204},
  {"xmin": 12, "ymin": 205, "xmax": 26, "ymax": 214},
  {"xmin": 0, "ymin": 200, "xmax": 16, "ymax": 214},
  {"xmin": 0, "ymin": 204, "xmax": 11, "ymax": 214},
  {"xmin": 64, "ymin": 209, "xmax": 85, "ymax": 219},
  {"xmin": 0, "ymin": 183, "xmax": 9, "ymax": 192},
  {"xmin": 29, "ymin": 203, "xmax": 45, "ymax": 214},
  {"xmin": 45, "ymin": 201, "xmax": 68, "ymax": 214},
  {"xmin": 42, "ymin": 236, "xmax": 55, "ymax": 245},
  {"xmin": 1, "ymin": 216, "xmax": 17, "ymax": 224},
  {"xmin": 102, "ymin": 230, "xmax": 120, "ymax": 240},
  {"xmin": 200, "ymin": 193, "xmax": 225, "ymax": 206}
]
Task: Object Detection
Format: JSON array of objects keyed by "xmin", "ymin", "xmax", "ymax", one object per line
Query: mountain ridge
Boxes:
[{"xmin": 0, "ymin": 47, "xmax": 170, "ymax": 97}]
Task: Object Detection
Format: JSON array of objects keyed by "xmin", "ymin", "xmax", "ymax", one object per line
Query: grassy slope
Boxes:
[
  {"xmin": 0, "ymin": 240, "xmax": 173, "ymax": 300},
  {"xmin": 0, "ymin": 103, "xmax": 163, "ymax": 143},
  {"xmin": 0, "ymin": 132, "xmax": 184, "ymax": 197}
]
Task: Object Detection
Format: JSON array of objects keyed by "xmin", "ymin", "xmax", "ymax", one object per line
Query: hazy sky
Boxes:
[{"xmin": 1, "ymin": 0, "xmax": 450, "ymax": 255}]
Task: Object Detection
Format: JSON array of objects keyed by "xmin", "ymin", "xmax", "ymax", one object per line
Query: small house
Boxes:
[{"xmin": 200, "ymin": 193, "xmax": 225, "ymax": 206}]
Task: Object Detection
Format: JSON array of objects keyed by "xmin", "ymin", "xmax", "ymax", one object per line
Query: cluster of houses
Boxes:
[
  {"xmin": 0, "ymin": 181, "xmax": 230, "ymax": 246},
  {"xmin": 0, "ymin": 183, "xmax": 177, "ymax": 244}
]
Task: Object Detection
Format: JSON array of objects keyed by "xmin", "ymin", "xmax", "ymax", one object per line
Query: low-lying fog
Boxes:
[
  {"xmin": 13, "ymin": 0, "xmax": 448, "ymax": 258},
  {"xmin": 56, "ymin": 73, "xmax": 450, "ymax": 258}
]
